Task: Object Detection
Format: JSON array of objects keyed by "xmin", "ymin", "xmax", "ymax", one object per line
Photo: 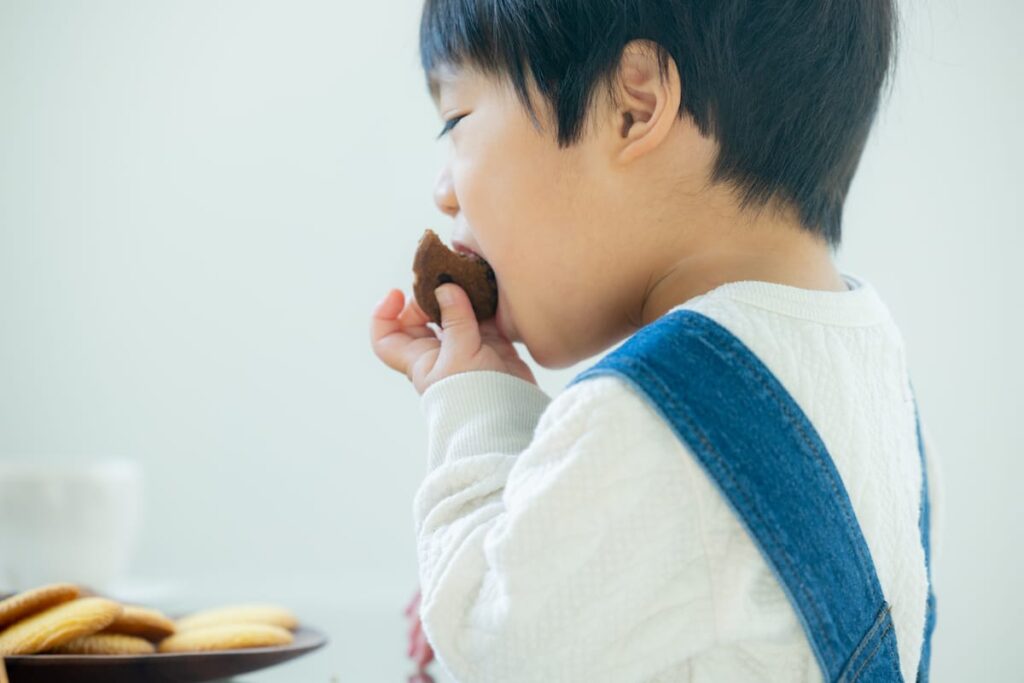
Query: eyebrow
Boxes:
[{"xmin": 427, "ymin": 68, "xmax": 458, "ymax": 103}]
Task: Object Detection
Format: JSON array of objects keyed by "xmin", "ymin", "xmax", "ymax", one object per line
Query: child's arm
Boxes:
[
  {"xmin": 413, "ymin": 371, "xmax": 713, "ymax": 682},
  {"xmin": 370, "ymin": 281, "xmax": 715, "ymax": 677}
]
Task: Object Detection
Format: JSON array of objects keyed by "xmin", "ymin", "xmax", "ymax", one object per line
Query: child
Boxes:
[{"xmin": 371, "ymin": 1, "xmax": 943, "ymax": 681}]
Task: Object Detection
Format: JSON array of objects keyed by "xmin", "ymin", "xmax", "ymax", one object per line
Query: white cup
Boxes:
[{"xmin": 0, "ymin": 458, "xmax": 143, "ymax": 593}]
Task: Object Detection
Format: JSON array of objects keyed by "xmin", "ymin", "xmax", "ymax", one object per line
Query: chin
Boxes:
[
  {"xmin": 533, "ymin": 327, "xmax": 624, "ymax": 370},
  {"xmin": 500, "ymin": 300, "xmax": 586, "ymax": 369},
  {"xmin": 526, "ymin": 340, "xmax": 580, "ymax": 370}
]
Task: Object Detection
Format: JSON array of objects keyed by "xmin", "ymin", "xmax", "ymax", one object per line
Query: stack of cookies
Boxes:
[{"xmin": 0, "ymin": 582, "xmax": 299, "ymax": 659}]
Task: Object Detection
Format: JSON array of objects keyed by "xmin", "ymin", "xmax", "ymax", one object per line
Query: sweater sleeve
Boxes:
[{"xmin": 413, "ymin": 370, "xmax": 715, "ymax": 682}]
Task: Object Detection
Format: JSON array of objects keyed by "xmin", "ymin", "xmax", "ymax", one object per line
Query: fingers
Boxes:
[
  {"xmin": 435, "ymin": 284, "xmax": 480, "ymax": 363},
  {"xmin": 412, "ymin": 621, "xmax": 434, "ymax": 669},
  {"xmin": 405, "ymin": 588, "xmax": 434, "ymax": 670},
  {"xmin": 399, "ymin": 296, "xmax": 435, "ymax": 337},
  {"xmin": 478, "ymin": 317, "xmax": 511, "ymax": 346},
  {"xmin": 372, "ymin": 290, "xmax": 440, "ymax": 378},
  {"xmin": 404, "ymin": 588, "xmax": 421, "ymax": 617},
  {"xmin": 369, "ymin": 289, "xmax": 405, "ymax": 373},
  {"xmin": 407, "ymin": 616, "xmax": 420, "ymax": 657},
  {"xmin": 371, "ymin": 289, "xmax": 404, "ymax": 336}
]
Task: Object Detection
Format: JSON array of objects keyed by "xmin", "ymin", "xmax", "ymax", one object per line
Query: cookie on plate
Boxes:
[
  {"xmin": 175, "ymin": 604, "xmax": 298, "ymax": 632},
  {"xmin": 102, "ymin": 604, "xmax": 176, "ymax": 642},
  {"xmin": 0, "ymin": 597, "xmax": 122, "ymax": 656},
  {"xmin": 50, "ymin": 633, "xmax": 156, "ymax": 655},
  {"xmin": 0, "ymin": 583, "xmax": 81, "ymax": 631},
  {"xmin": 158, "ymin": 623, "xmax": 293, "ymax": 653}
]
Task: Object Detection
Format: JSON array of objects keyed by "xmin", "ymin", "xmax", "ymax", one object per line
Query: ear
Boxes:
[{"xmin": 610, "ymin": 40, "xmax": 681, "ymax": 165}]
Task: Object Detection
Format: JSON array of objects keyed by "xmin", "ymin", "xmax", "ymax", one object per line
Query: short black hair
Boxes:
[{"xmin": 419, "ymin": 0, "xmax": 898, "ymax": 248}]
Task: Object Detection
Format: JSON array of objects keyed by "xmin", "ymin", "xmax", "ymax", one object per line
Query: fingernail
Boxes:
[{"xmin": 435, "ymin": 285, "xmax": 453, "ymax": 307}]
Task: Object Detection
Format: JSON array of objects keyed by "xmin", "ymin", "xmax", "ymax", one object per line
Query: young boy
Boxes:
[{"xmin": 371, "ymin": 1, "xmax": 943, "ymax": 681}]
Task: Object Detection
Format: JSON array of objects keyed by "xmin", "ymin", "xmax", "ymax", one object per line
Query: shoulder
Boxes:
[
  {"xmin": 534, "ymin": 372, "xmax": 683, "ymax": 462},
  {"xmin": 540, "ymin": 373, "xmax": 649, "ymax": 428}
]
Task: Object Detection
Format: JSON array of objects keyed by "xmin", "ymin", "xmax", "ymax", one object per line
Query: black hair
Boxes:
[{"xmin": 419, "ymin": 0, "xmax": 898, "ymax": 248}]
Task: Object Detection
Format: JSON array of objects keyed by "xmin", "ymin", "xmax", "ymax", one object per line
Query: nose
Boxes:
[{"xmin": 433, "ymin": 165, "xmax": 459, "ymax": 218}]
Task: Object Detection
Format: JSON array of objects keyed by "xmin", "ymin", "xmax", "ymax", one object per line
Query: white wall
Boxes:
[{"xmin": 0, "ymin": 0, "xmax": 1019, "ymax": 679}]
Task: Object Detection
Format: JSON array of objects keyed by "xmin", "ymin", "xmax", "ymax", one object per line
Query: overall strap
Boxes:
[
  {"xmin": 567, "ymin": 309, "xmax": 906, "ymax": 682},
  {"xmin": 911, "ymin": 387, "xmax": 936, "ymax": 682}
]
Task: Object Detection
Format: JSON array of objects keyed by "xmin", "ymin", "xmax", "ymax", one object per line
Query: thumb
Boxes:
[{"xmin": 435, "ymin": 283, "xmax": 480, "ymax": 355}]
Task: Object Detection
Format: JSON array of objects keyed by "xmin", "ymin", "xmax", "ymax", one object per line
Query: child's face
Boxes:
[{"xmin": 431, "ymin": 64, "xmax": 667, "ymax": 369}]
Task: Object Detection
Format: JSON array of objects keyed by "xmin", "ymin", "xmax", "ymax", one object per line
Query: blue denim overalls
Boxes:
[{"xmin": 567, "ymin": 309, "xmax": 936, "ymax": 682}]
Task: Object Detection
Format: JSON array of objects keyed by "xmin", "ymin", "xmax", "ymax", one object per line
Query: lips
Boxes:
[{"xmin": 452, "ymin": 240, "xmax": 483, "ymax": 261}]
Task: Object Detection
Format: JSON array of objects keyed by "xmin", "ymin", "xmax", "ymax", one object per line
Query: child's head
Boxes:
[{"xmin": 421, "ymin": 0, "xmax": 896, "ymax": 369}]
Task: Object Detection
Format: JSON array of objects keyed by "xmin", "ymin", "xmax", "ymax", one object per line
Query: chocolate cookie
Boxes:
[{"xmin": 412, "ymin": 229, "xmax": 498, "ymax": 325}]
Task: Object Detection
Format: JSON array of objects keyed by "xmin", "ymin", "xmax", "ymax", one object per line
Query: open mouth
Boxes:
[
  {"xmin": 452, "ymin": 240, "xmax": 486, "ymax": 262},
  {"xmin": 453, "ymin": 245, "xmax": 482, "ymax": 261}
]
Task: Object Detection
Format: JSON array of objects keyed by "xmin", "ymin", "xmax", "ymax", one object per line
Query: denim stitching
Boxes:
[
  {"xmin": 840, "ymin": 603, "xmax": 892, "ymax": 682},
  {"xmin": 570, "ymin": 310, "xmax": 899, "ymax": 675},
  {"xmin": 848, "ymin": 624, "xmax": 890, "ymax": 683},
  {"xmin": 848, "ymin": 615, "xmax": 894, "ymax": 682},
  {"xmin": 693, "ymin": 326, "xmax": 880, "ymax": 601}
]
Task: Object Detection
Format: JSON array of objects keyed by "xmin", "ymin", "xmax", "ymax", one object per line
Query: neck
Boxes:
[{"xmin": 635, "ymin": 208, "xmax": 846, "ymax": 329}]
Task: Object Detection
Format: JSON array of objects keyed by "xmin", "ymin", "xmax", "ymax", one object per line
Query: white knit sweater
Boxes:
[{"xmin": 414, "ymin": 273, "xmax": 944, "ymax": 683}]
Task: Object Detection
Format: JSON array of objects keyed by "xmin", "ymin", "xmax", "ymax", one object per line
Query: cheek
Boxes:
[
  {"xmin": 453, "ymin": 121, "xmax": 594, "ymax": 343},
  {"xmin": 461, "ymin": 163, "xmax": 563, "ymax": 320},
  {"xmin": 461, "ymin": 140, "xmax": 579, "ymax": 262},
  {"xmin": 459, "ymin": 143, "xmax": 552, "ymax": 227}
]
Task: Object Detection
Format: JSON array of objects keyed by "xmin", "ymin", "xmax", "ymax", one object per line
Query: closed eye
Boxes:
[{"xmin": 436, "ymin": 114, "xmax": 467, "ymax": 140}]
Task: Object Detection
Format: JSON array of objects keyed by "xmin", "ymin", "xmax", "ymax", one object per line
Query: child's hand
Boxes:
[
  {"xmin": 370, "ymin": 283, "xmax": 537, "ymax": 395},
  {"xmin": 404, "ymin": 587, "xmax": 434, "ymax": 672}
]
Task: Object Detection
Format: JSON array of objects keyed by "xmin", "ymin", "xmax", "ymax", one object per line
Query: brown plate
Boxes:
[{"xmin": 1, "ymin": 625, "xmax": 327, "ymax": 683}]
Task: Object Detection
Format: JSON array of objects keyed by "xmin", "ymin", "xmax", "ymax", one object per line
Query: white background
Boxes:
[{"xmin": 1, "ymin": 0, "xmax": 1020, "ymax": 680}]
